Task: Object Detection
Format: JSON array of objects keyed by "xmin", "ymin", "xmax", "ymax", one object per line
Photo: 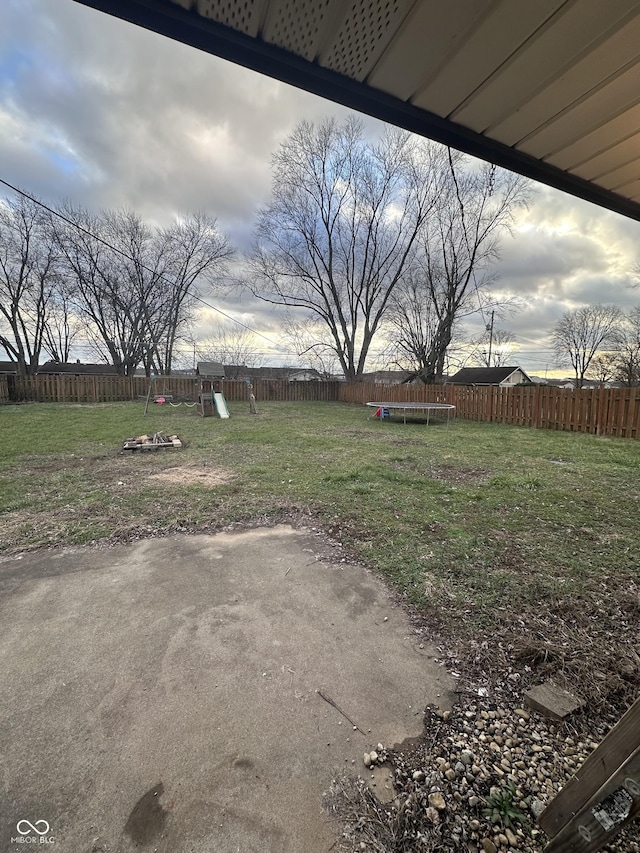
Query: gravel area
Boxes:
[{"xmin": 325, "ymin": 696, "xmax": 640, "ymax": 853}]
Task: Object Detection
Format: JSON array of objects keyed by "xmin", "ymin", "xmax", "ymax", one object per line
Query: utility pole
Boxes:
[{"xmin": 486, "ymin": 310, "xmax": 495, "ymax": 367}]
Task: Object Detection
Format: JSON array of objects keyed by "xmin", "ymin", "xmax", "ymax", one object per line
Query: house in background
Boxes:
[
  {"xmin": 287, "ymin": 368, "xmax": 323, "ymax": 382},
  {"xmin": 0, "ymin": 361, "xmax": 18, "ymax": 375},
  {"xmin": 223, "ymin": 365, "xmax": 324, "ymax": 382},
  {"xmin": 545, "ymin": 378, "xmax": 619, "ymax": 390},
  {"xmin": 545, "ymin": 378, "xmax": 578, "ymax": 389},
  {"xmin": 448, "ymin": 366, "xmax": 533, "ymax": 386},
  {"xmin": 37, "ymin": 361, "xmax": 119, "ymax": 376},
  {"xmin": 169, "ymin": 368, "xmax": 197, "ymax": 377}
]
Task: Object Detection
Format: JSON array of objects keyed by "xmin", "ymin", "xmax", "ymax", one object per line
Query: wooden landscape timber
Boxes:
[{"xmin": 524, "ymin": 682, "xmax": 585, "ymax": 721}]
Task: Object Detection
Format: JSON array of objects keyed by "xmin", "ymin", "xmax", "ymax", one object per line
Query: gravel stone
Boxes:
[
  {"xmin": 327, "ymin": 693, "xmax": 636, "ymax": 853},
  {"xmin": 429, "ymin": 791, "xmax": 446, "ymax": 811}
]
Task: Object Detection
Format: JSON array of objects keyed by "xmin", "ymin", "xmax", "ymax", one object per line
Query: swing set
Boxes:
[{"xmin": 143, "ymin": 376, "xmax": 229, "ymax": 418}]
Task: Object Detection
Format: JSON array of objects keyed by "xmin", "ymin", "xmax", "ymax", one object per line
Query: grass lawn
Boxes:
[{"xmin": 1, "ymin": 400, "xmax": 638, "ymax": 710}]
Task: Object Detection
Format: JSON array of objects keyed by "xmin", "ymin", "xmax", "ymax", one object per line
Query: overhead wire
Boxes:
[
  {"xmin": 0, "ymin": 176, "xmax": 298, "ymax": 358},
  {"xmin": 1, "ymin": 176, "xmax": 555, "ymax": 370}
]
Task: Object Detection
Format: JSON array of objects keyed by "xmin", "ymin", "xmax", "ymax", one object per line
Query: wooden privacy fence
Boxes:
[
  {"xmin": 222, "ymin": 378, "xmax": 340, "ymax": 402},
  {"xmin": 338, "ymin": 382, "xmax": 640, "ymax": 439},
  {"xmin": 6, "ymin": 374, "xmax": 198, "ymax": 403},
  {"xmin": 3, "ymin": 374, "xmax": 640, "ymax": 439},
  {"xmin": 339, "ymin": 381, "xmax": 453, "ymax": 406},
  {"xmin": 4, "ymin": 375, "xmax": 341, "ymax": 405}
]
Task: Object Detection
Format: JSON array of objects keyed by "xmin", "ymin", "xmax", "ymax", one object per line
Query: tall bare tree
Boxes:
[
  {"xmin": 386, "ymin": 270, "xmax": 443, "ymax": 374},
  {"xmin": 383, "ymin": 287, "xmax": 471, "ymax": 378},
  {"xmin": 0, "ymin": 194, "xmax": 58, "ymax": 374},
  {"xmin": 52, "ymin": 205, "xmax": 148, "ymax": 374},
  {"xmin": 552, "ymin": 304, "xmax": 622, "ymax": 388},
  {"xmin": 147, "ymin": 213, "xmax": 233, "ymax": 375},
  {"xmin": 249, "ymin": 116, "xmax": 446, "ymax": 380},
  {"xmin": 611, "ymin": 306, "xmax": 640, "ymax": 386},
  {"xmin": 391, "ymin": 153, "xmax": 528, "ymax": 384},
  {"xmin": 53, "ymin": 206, "xmax": 232, "ymax": 375},
  {"xmin": 589, "ymin": 352, "xmax": 618, "ymax": 384},
  {"xmin": 42, "ymin": 289, "xmax": 80, "ymax": 363}
]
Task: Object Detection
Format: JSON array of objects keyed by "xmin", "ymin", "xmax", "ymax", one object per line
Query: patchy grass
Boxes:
[{"xmin": 1, "ymin": 400, "xmax": 638, "ymax": 709}]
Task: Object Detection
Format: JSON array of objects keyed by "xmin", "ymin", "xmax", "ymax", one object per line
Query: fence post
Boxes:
[
  {"xmin": 625, "ymin": 387, "xmax": 638, "ymax": 438},
  {"xmin": 539, "ymin": 697, "xmax": 640, "ymax": 853}
]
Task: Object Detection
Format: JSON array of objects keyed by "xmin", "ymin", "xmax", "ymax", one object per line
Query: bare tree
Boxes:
[
  {"xmin": 611, "ymin": 306, "xmax": 640, "ymax": 386},
  {"xmin": 52, "ymin": 205, "xmax": 149, "ymax": 374},
  {"xmin": 552, "ymin": 304, "xmax": 622, "ymax": 388},
  {"xmin": 197, "ymin": 321, "xmax": 261, "ymax": 376},
  {"xmin": 391, "ymin": 153, "xmax": 528, "ymax": 384},
  {"xmin": 0, "ymin": 194, "xmax": 58, "ymax": 374},
  {"xmin": 42, "ymin": 289, "xmax": 80, "ymax": 362},
  {"xmin": 53, "ymin": 205, "xmax": 233, "ymax": 375},
  {"xmin": 589, "ymin": 352, "xmax": 619, "ymax": 384},
  {"xmin": 386, "ymin": 270, "xmax": 442, "ymax": 374},
  {"xmin": 147, "ymin": 213, "xmax": 233, "ymax": 375},
  {"xmin": 471, "ymin": 327, "xmax": 516, "ymax": 367},
  {"xmin": 249, "ymin": 116, "xmax": 446, "ymax": 380}
]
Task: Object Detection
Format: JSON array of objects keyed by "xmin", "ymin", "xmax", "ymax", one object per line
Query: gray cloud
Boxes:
[
  {"xmin": 2, "ymin": 0, "xmax": 640, "ymax": 374},
  {"xmin": 496, "ymin": 231, "xmax": 608, "ymax": 290},
  {"xmin": 1, "ymin": 0, "xmax": 353, "ymax": 241}
]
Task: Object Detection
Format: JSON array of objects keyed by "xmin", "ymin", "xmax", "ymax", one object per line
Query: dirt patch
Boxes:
[
  {"xmin": 149, "ymin": 466, "xmax": 234, "ymax": 487},
  {"xmin": 389, "ymin": 458, "xmax": 490, "ymax": 483},
  {"xmin": 429, "ymin": 462, "xmax": 490, "ymax": 484}
]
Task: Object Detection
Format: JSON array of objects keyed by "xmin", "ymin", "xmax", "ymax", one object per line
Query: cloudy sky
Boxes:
[{"xmin": 2, "ymin": 0, "xmax": 639, "ymax": 376}]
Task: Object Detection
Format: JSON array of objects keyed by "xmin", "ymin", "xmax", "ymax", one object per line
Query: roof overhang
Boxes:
[{"xmin": 73, "ymin": 0, "xmax": 640, "ymax": 221}]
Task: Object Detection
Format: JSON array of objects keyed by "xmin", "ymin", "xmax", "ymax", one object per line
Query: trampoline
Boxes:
[{"xmin": 366, "ymin": 402, "xmax": 456, "ymax": 425}]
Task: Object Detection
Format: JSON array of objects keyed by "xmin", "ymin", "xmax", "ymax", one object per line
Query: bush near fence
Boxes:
[{"xmin": 2, "ymin": 374, "xmax": 639, "ymax": 439}]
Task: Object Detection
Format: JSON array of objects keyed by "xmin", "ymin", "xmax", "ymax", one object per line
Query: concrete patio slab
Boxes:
[{"xmin": 0, "ymin": 525, "xmax": 453, "ymax": 852}]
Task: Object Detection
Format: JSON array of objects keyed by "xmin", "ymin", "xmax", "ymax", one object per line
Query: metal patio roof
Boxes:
[{"xmin": 74, "ymin": 0, "xmax": 640, "ymax": 221}]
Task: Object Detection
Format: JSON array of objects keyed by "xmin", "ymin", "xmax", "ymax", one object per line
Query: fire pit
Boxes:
[{"xmin": 122, "ymin": 432, "xmax": 183, "ymax": 453}]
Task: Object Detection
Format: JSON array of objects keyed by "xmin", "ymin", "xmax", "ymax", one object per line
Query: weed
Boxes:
[{"xmin": 482, "ymin": 782, "xmax": 530, "ymax": 829}]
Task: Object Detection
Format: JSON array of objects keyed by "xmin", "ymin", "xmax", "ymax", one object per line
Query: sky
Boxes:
[{"xmin": 2, "ymin": 0, "xmax": 639, "ymax": 376}]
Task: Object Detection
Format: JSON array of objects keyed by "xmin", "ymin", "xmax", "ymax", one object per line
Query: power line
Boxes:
[
  {"xmin": 0, "ymin": 176, "xmax": 299, "ymax": 357},
  {"xmin": 0, "ymin": 177, "xmax": 564, "ymax": 371}
]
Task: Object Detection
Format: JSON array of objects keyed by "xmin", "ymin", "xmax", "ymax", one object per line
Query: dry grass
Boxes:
[
  {"xmin": 1, "ymin": 401, "xmax": 638, "ymax": 716},
  {"xmin": 148, "ymin": 465, "xmax": 235, "ymax": 486}
]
